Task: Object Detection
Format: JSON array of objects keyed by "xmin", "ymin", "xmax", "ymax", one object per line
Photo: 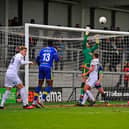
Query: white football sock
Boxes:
[
  {"xmin": 86, "ymin": 90, "xmax": 95, "ymax": 101},
  {"xmin": 20, "ymin": 87, "xmax": 28, "ymax": 106},
  {"xmin": 0, "ymin": 90, "xmax": 11, "ymax": 107},
  {"xmin": 81, "ymin": 92, "xmax": 88, "ymax": 105},
  {"xmin": 32, "ymin": 100, "xmax": 37, "ymax": 105}
]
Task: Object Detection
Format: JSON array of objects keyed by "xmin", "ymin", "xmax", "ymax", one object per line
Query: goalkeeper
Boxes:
[{"xmin": 79, "ymin": 29, "xmax": 99, "ymax": 103}]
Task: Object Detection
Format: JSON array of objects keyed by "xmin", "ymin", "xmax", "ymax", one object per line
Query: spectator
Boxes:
[
  {"xmin": 30, "ymin": 19, "xmax": 35, "ymax": 24},
  {"xmin": 103, "ymin": 27, "xmax": 108, "ymax": 30},
  {"xmin": 75, "ymin": 24, "xmax": 80, "ymax": 28},
  {"xmin": 124, "ymin": 36, "xmax": 129, "ymax": 62},
  {"xmin": 55, "ymin": 40, "xmax": 65, "ymax": 70},
  {"xmin": 101, "ymin": 37, "xmax": 122, "ymax": 72},
  {"xmin": 29, "ymin": 37, "xmax": 37, "ymax": 60},
  {"xmin": 8, "ymin": 19, "xmax": 13, "ymax": 26},
  {"xmin": 101, "ymin": 38, "xmax": 111, "ymax": 70},
  {"xmin": 109, "ymin": 37, "xmax": 123, "ymax": 72},
  {"xmin": 110, "ymin": 26, "xmax": 115, "ymax": 31},
  {"xmin": 53, "ymin": 25, "xmax": 63, "ymax": 38},
  {"xmin": 116, "ymin": 26, "xmax": 120, "ymax": 31},
  {"xmin": 123, "ymin": 62, "xmax": 129, "ymax": 88},
  {"xmin": 12, "ymin": 17, "xmax": 19, "ymax": 26}
]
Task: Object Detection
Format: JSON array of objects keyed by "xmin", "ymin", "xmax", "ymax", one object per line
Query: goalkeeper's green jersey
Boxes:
[{"xmin": 82, "ymin": 34, "xmax": 99, "ymax": 65}]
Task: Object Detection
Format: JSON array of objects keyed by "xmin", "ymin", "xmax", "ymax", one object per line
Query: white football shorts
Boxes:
[
  {"xmin": 4, "ymin": 73, "xmax": 22, "ymax": 87},
  {"xmin": 86, "ymin": 76, "xmax": 98, "ymax": 88}
]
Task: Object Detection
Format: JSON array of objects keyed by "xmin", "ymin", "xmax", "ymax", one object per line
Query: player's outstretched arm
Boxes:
[
  {"xmin": 80, "ymin": 64, "xmax": 90, "ymax": 70},
  {"xmin": 28, "ymin": 61, "xmax": 34, "ymax": 65},
  {"xmin": 81, "ymin": 65, "xmax": 94, "ymax": 77},
  {"xmin": 95, "ymin": 35, "xmax": 100, "ymax": 44},
  {"xmin": 91, "ymin": 35, "xmax": 100, "ymax": 52},
  {"xmin": 21, "ymin": 60, "xmax": 34, "ymax": 65},
  {"xmin": 82, "ymin": 27, "xmax": 90, "ymax": 49}
]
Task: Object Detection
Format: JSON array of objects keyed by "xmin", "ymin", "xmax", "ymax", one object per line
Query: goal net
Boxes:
[
  {"xmin": 25, "ymin": 24, "xmax": 129, "ymax": 102},
  {"xmin": 1, "ymin": 24, "xmax": 129, "ymax": 103},
  {"xmin": 0, "ymin": 26, "xmax": 25, "ymax": 86}
]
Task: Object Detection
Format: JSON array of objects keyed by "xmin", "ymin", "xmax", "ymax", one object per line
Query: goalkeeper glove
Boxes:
[
  {"xmin": 95, "ymin": 35, "xmax": 100, "ymax": 44},
  {"xmin": 85, "ymin": 27, "xmax": 90, "ymax": 35},
  {"xmin": 85, "ymin": 31, "xmax": 89, "ymax": 35}
]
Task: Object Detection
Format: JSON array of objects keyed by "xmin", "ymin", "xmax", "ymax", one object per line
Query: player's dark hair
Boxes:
[
  {"xmin": 48, "ymin": 40, "xmax": 53, "ymax": 47},
  {"xmin": 93, "ymin": 53, "xmax": 99, "ymax": 58}
]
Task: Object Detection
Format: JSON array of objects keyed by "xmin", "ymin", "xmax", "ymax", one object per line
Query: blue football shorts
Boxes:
[{"xmin": 38, "ymin": 66, "xmax": 52, "ymax": 80}]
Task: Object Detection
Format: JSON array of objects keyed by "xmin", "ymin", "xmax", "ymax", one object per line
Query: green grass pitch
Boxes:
[{"xmin": 0, "ymin": 104, "xmax": 129, "ymax": 129}]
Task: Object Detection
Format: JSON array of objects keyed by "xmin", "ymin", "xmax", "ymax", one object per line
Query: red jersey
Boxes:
[{"xmin": 123, "ymin": 67, "xmax": 129, "ymax": 81}]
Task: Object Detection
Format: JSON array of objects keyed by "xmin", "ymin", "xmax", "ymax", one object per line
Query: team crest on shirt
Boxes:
[{"xmin": 13, "ymin": 81, "xmax": 17, "ymax": 85}]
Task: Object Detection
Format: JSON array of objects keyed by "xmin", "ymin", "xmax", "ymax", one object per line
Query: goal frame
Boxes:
[{"xmin": 25, "ymin": 23, "xmax": 129, "ymax": 96}]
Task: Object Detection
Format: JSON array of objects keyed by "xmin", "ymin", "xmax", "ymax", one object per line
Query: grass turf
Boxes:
[{"xmin": 0, "ymin": 103, "xmax": 129, "ymax": 129}]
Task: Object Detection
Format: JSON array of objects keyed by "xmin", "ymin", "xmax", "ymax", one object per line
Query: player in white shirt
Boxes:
[
  {"xmin": 0, "ymin": 46, "xmax": 34, "ymax": 109},
  {"xmin": 80, "ymin": 53, "xmax": 99, "ymax": 106}
]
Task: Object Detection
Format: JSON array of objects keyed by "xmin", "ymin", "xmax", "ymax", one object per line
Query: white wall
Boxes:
[
  {"xmin": 81, "ymin": 7, "xmax": 90, "ymax": 28},
  {"xmin": 23, "ymin": 0, "xmax": 43, "ymax": 24},
  {"xmin": 0, "ymin": 0, "xmax": 18, "ymax": 26},
  {"xmin": 116, "ymin": 12, "xmax": 129, "ymax": 31},
  {"xmin": 82, "ymin": 0, "xmax": 129, "ymax": 7},
  {"xmin": 0, "ymin": 0, "xmax": 5, "ymax": 25},
  {"xmin": 72, "ymin": 4, "xmax": 81, "ymax": 27},
  {"xmin": 48, "ymin": 2, "xmax": 67, "ymax": 26},
  {"xmin": 8, "ymin": 0, "xmax": 18, "ymax": 19}
]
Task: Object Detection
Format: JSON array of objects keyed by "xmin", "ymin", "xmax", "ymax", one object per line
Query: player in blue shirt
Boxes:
[{"xmin": 32, "ymin": 40, "xmax": 59, "ymax": 107}]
